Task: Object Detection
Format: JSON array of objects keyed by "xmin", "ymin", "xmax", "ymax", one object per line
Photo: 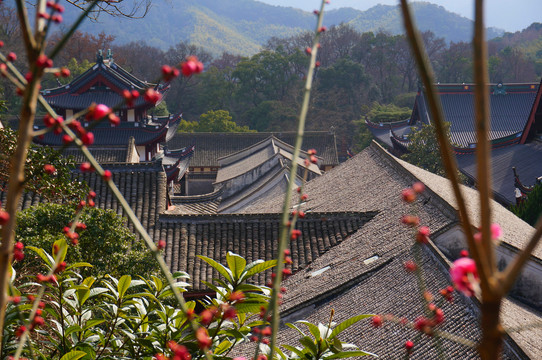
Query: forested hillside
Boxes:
[{"xmin": 5, "ymin": 0, "xmax": 504, "ymax": 55}]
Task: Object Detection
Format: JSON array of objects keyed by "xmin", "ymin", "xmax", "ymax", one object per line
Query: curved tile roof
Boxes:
[
  {"xmin": 166, "ymin": 131, "xmax": 339, "ymax": 168},
  {"xmin": 414, "ymin": 83, "xmax": 539, "ymax": 147},
  {"xmin": 42, "ymin": 61, "xmax": 161, "ymax": 111},
  {"xmin": 155, "ymin": 212, "xmax": 375, "ymax": 291}
]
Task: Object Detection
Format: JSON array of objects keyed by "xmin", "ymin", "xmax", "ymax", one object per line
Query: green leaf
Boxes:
[
  {"xmin": 27, "ymin": 246, "xmax": 54, "ymax": 267},
  {"xmin": 226, "ymin": 251, "xmax": 246, "ymax": 281},
  {"xmin": 299, "ymin": 335, "xmax": 318, "ymax": 355},
  {"xmin": 214, "ymin": 339, "xmax": 232, "ymax": 355},
  {"xmin": 286, "ymin": 322, "xmax": 307, "ymax": 337},
  {"xmin": 331, "ymin": 338, "xmax": 343, "ymax": 353},
  {"xmin": 297, "ymin": 320, "xmax": 321, "ymax": 340},
  {"xmin": 83, "ymin": 319, "xmax": 106, "ymax": 331},
  {"xmin": 235, "ymin": 302, "xmax": 268, "ymax": 314},
  {"xmin": 60, "ymin": 350, "xmax": 87, "ymax": 360},
  {"xmin": 324, "ymin": 350, "xmax": 377, "ymax": 358},
  {"xmin": 197, "ymin": 255, "xmax": 233, "ymax": 283},
  {"xmin": 65, "ymin": 262, "xmax": 93, "ymax": 271},
  {"xmin": 274, "ymin": 346, "xmax": 287, "ymax": 360},
  {"xmin": 117, "ymin": 275, "xmax": 131, "ymax": 298},
  {"xmin": 282, "ymin": 345, "xmax": 305, "ymax": 358},
  {"xmin": 151, "ymin": 275, "xmax": 163, "ymax": 291},
  {"xmin": 65, "ymin": 324, "xmax": 83, "ymax": 337},
  {"xmin": 241, "ymin": 259, "xmax": 277, "ymax": 281},
  {"xmin": 52, "ymin": 238, "xmax": 68, "ymax": 263},
  {"xmin": 329, "ymin": 314, "xmax": 374, "ymax": 340},
  {"xmin": 200, "ymin": 281, "xmax": 226, "ymax": 296},
  {"xmin": 76, "ymin": 288, "xmax": 90, "ymax": 306}
]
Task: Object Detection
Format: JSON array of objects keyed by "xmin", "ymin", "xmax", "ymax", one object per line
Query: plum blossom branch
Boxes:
[{"xmin": 398, "ymin": 0, "xmax": 492, "ymax": 292}]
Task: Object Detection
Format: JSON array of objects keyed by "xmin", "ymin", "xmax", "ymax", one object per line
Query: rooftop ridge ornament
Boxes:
[{"xmin": 96, "ymin": 49, "xmax": 104, "ymax": 64}]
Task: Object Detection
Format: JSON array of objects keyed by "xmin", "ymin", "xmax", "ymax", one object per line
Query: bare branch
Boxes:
[
  {"xmin": 473, "ymin": 0, "xmax": 496, "ymax": 278},
  {"xmin": 398, "ymin": 0, "xmax": 492, "ymax": 291}
]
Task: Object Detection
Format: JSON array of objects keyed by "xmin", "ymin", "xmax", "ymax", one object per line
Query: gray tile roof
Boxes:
[
  {"xmin": 236, "ymin": 142, "xmax": 540, "ymax": 357},
  {"xmin": 34, "ymin": 117, "xmax": 179, "ymax": 147},
  {"xmin": 42, "ymin": 61, "xmax": 158, "ymax": 111},
  {"xmin": 155, "ymin": 212, "xmax": 375, "ymax": 292},
  {"xmin": 215, "ymin": 145, "xmax": 276, "ymax": 184},
  {"xmin": 414, "ymin": 83, "xmax": 539, "ymax": 147},
  {"xmin": 166, "ymin": 132, "xmax": 339, "ymax": 168},
  {"xmin": 53, "ymin": 146, "xmax": 130, "ymax": 164},
  {"xmin": 0, "ymin": 163, "xmax": 168, "ymax": 240},
  {"xmin": 457, "ymin": 142, "xmax": 542, "ymax": 204}
]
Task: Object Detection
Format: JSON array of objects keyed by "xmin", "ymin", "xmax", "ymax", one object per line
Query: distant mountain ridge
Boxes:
[{"xmin": 54, "ymin": 0, "xmax": 505, "ymax": 55}]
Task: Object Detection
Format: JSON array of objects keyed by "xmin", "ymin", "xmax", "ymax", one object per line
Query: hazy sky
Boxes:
[{"xmin": 258, "ymin": 0, "xmax": 541, "ymax": 32}]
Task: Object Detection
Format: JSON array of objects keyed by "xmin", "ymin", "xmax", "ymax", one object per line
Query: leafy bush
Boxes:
[
  {"xmin": 367, "ymin": 102, "xmax": 411, "ymax": 123},
  {"xmin": 15, "ymin": 203, "xmax": 159, "ymax": 278},
  {"xmin": 511, "ymin": 183, "xmax": 542, "ymax": 226},
  {"xmin": 4, "ymin": 246, "xmax": 373, "ymax": 359}
]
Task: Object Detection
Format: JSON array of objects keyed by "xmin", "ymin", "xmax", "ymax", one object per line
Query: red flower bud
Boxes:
[
  {"xmin": 80, "ymin": 162, "xmax": 93, "ymax": 172},
  {"xmin": 403, "ymin": 261, "xmax": 417, "ymax": 272},
  {"xmin": 60, "ymin": 67, "xmax": 70, "ymax": 77},
  {"xmin": 43, "ymin": 114, "xmax": 55, "ymax": 127},
  {"xmin": 371, "ymin": 315, "xmax": 382, "ymax": 327},
  {"xmin": 62, "ymin": 135, "xmax": 73, "ymax": 144},
  {"xmin": 0, "ymin": 210, "xmax": 10, "ymax": 225},
  {"xmin": 81, "ymin": 132, "xmax": 94, "ymax": 145},
  {"xmin": 196, "ymin": 327, "xmax": 212, "ymax": 349},
  {"xmin": 43, "ymin": 164, "xmax": 56, "ymax": 175},
  {"xmin": 157, "ymin": 239, "xmax": 166, "ymax": 250},
  {"xmin": 290, "ymin": 229, "xmax": 302, "ymax": 240},
  {"xmin": 7, "ymin": 52, "xmax": 17, "ymax": 62},
  {"xmin": 143, "ymin": 88, "xmax": 161, "ymax": 104},
  {"xmin": 401, "ymin": 188, "xmax": 416, "ymax": 203},
  {"xmin": 412, "ymin": 182, "xmax": 425, "ymax": 193},
  {"xmin": 416, "ymin": 226, "xmax": 430, "ymax": 244},
  {"xmin": 108, "ymin": 113, "xmax": 120, "ymax": 126},
  {"xmin": 405, "ymin": 340, "xmax": 414, "ymax": 351},
  {"xmin": 15, "ymin": 325, "xmax": 26, "ymax": 338},
  {"xmin": 103, "ymin": 170, "xmax": 112, "ymax": 181},
  {"xmin": 36, "ymin": 54, "xmax": 53, "ymax": 68}
]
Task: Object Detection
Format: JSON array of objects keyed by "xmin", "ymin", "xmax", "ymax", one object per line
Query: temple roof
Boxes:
[
  {"xmin": 42, "ymin": 60, "xmax": 166, "ymax": 110},
  {"xmin": 155, "ymin": 212, "xmax": 373, "ymax": 291},
  {"xmin": 165, "ymin": 131, "xmax": 339, "ymax": 168},
  {"xmin": 456, "ymin": 141, "xmax": 542, "ymax": 204},
  {"xmin": 34, "ymin": 113, "xmax": 182, "ymax": 147},
  {"xmin": 236, "ymin": 142, "xmax": 541, "ymax": 358},
  {"xmin": 215, "ymin": 136, "xmax": 321, "ymax": 184},
  {"xmin": 413, "ymin": 83, "xmax": 539, "ymax": 147}
]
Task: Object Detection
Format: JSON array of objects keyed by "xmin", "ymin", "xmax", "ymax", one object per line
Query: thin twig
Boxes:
[
  {"xmin": 472, "ymin": 0, "xmax": 496, "ymax": 284},
  {"xmin": 14, "ymin": 0, "xmax": 37, "ymax": 54},
  {"xmin": 267, "ymin": 2, "xmax": 327, "ymax": 360}
]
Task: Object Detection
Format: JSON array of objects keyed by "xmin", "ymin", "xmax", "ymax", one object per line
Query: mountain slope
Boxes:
[{"xmin": 49, "ymin": 0, "xmax": 504, "ymax": 55}]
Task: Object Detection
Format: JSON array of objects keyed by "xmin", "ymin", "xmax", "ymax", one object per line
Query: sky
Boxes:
[{"xmin": 258, "ymin": 0, "xmax": 542, "ymax": 32}]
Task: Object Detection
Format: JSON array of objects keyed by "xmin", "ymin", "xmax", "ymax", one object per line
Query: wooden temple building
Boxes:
[
  {"xmin": 368, "ymin": 81, "xmax": 542, "ymax": 204},
  {"xmin": 38, "ymin": 50, "xmax": 182, "ymax": 162}
]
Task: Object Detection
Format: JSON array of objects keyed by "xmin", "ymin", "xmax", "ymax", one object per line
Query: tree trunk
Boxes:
[{"xmin": 478, "ymin": 299, "xmax": 504, "ymax": 360}]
